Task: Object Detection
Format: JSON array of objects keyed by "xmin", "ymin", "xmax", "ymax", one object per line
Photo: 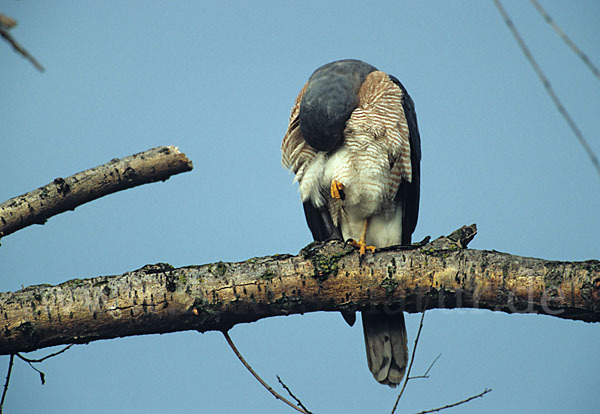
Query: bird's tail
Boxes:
[{"xmin": 362, "ymin": 311, "xmax": 408, "ymax": 387}]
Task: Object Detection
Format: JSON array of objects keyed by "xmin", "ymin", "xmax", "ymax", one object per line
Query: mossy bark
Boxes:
[{"xmin": 1, "ymin": 229, "xmax": 598, "ymax": 355}]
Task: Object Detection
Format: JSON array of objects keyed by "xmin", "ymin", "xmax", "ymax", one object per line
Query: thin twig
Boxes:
[
  {"xmin": 16, "ymin": 344, "xmax": 73, "ymax": 363},
  {"xmin": 222, "ymin": 331, "xmax": 309, "ymax": 414},
  {"xmin": 408, "ymin": 353, "xmax": 441, "ymax": 380},
  {"xmin": 14, "ymin": 344, "xmax": 74, "ymax": 386},
  {"xmin": 391, "ymin": 311, "xmax": 426, "ymax": 414},
  {"xmin": 0, "ymin": 14, "xmax": 45, "ymax": 72},
  {"xmin": 0, "ymin": 355, "xmax": 14, "ymax": 414},
  {"xmin": 530, "ymin": 0, "xmax": 600, "ymax": 81},
  {"xmin": 493, "ymin": 0, "xmax": 600, "ymax": 179},
  {"xmin": 17, "ymin": 358, "xmax": 45, "ymax": 385},
  {"xmin": 276, "ymin": 375, "xmax": 312, "ymax": 414},
  {"xmin": 412, "ymin": 388, "xmax": 492, "ymax": 414}
]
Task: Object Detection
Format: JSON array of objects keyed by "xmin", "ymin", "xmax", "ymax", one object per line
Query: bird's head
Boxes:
[{"xmin": 299, "ymin": 59, "xmax": 377, "ymax": 152}]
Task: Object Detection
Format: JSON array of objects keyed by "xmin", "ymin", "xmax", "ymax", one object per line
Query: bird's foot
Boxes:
[
  {"xmin": 330, "ymin": 180, "xmax": 345, "ymax": 200},
  {"xmin": 346, "ymin": 238, "xmax": 376, "ymax": 264}
]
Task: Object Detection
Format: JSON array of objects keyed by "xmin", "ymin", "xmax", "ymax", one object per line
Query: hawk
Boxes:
[{"xmin": 281, "ymin": 59, "xmax": 421, "ymax": 386}]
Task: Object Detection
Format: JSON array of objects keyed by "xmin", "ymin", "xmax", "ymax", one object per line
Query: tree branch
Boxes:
[
  {"xmin": 0, "ymin": 14, "xmax": 45, "ymax": 72},
  {"xmin": 0, "ymin": 146, "xmax": 193, "ymax": 238},
  {"xmin": 0, "ymin": 225, "xmax": 598, "ymax": 355},
  {"xmin": 0, "ymin": 355, "xmax": 14, "ymax": 413},
  {"xmin": 276, "ymin": 375, "xmax": 312, "ymax": 414},
  {"xmin": 223, "ymin": 331, "xmax": 309, "ymax": 414},
  {"xmin": 408, "ymin": 353, "xmax": 441, "ymax": 380},
  {"xmin": 413, "ymin": 388, "xmax": 492, "ymax": 414},
  {"xmin": 391, "ymin": 311, "xmax": 426, "ymax": 414}
]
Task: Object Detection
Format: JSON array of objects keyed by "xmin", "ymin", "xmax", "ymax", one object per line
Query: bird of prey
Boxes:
[{"xmin": 281, "ymin": 59, "xmax": 421, "ymax": 386}]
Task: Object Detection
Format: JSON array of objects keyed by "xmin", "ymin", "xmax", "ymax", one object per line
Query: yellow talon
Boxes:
[
  {"xmin": 348, "ymin": 239, "xmax": 377, "ymax": 256},
  {"xmin": 347, "ymin": 218, "xmax": 376, "ymax": 264},
  {"xmin": 331, "ymin": 179, "xmax": 344, "ymax": 199}
]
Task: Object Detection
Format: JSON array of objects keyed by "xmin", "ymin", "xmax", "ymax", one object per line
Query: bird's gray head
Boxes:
[{"xmin": 300, "ymin": 59, "xmax": 377, "ymax": 152}]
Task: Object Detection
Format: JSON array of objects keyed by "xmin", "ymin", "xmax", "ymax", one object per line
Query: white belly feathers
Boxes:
[{"xmin": 297, "ymin": 143, "xmax": 403, "ymax": 247}]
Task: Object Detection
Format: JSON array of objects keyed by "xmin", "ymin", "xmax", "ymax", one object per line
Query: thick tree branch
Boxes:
[
  {"xmin": 0, "ymin": 225, "xmax": 598, "ymax": 355},
  {"xmin": 0, "ymin": 146, "xmax": 193, "ymax": 238}
]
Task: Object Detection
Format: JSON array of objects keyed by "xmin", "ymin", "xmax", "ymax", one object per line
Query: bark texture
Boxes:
[
  {"xmin": 0, "ymin": 146, "xmax": 193, "ymax": 238},
  {"xmin": 1, "ymin": 226, "xmax": 598, "ymax": 355}
]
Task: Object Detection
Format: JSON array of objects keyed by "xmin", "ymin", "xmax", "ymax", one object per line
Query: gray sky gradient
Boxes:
[{"xmin": 1, "ymin": 1, "xmax": 599, "ymax": 413}]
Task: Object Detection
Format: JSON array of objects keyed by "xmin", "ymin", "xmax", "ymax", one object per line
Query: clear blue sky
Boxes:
[{"xmin": 2, "ymin": 1, "xmax": 599, "ymax": 413}]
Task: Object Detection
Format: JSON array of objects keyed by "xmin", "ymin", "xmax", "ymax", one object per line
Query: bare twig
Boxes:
[
  {"xmin": 530, "ymin": 0, "xmax": 600, "ymax": 81},
  {"xmin": 0, "ymin": 15, "xmax": 17, "ymax": 30},
  {"xmin": 493, "ymin": 0, "xmax": 600, "ymax": 179},
  {"xmin": 390, "ymin": 314, "xmax": 489, "ymax": 413},
  {"xmin": 408, "ymin": 353, "xmax": 441, "ymax": 380},
  {"xmin": 0, "ymin": 355, "xmax": 14, "ymax": 414},
  {"xmin": 413, "ymin": 388, "xmax": 492, "ymax": 414},
  {"xmin": 0, "ymin": 146, "xmax": 193, "ymax": 238},
  {"xmin": 391, "ymin": 311, "xmax": 426, "ymax": 414},
  {"xmin": 222, "ymin": 331, "xmax": 309, "ymax": 414},
  {"xmin": 0, "ymin": 345, "xmax": 74, "ymax": 410},
  {"xmin": 14, "ymin": 344, "xmax": 74, "ymax": 386},
  {"xmin": 17, "ymin": 357, "xmax": 45, "ymax": 385},
  {"xmin": 0, "ymin": 14, "xmax": 44, "ymax": 72},
  {"xmin": 16, "ymin": 344, "xmax": 73, "ymax": 364},
  {"xmin": 276, "ymin": 375, "xmax": 312, "ymax": 414}
]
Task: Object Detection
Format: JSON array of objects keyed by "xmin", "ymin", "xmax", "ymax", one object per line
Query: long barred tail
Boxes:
[{"xmin": 362, "ymin": 311, "xmax": 408, "ymax": 387}]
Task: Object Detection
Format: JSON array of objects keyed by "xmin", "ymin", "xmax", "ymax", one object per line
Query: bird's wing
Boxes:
[
  {"xmin": 281, "ymin": 82, "xmax": 317, "ymax": 182},
  {"xmin": 282, "ymin": 82, "xmax": 342, "ymax": 242},
  {"xmin": 352, "ymin": 71, "xmax": 420, "ymax": 244},
  {"xmin": 352, "ymin": 71, "xmax": 414, "ymax": 200},
  {"xmin": 302, "ymin": 200, "xmax": 342, "ymax": 242},
  {"xmin": 388, "ymin": 75, "xmax": 421, "ymax": 244}
]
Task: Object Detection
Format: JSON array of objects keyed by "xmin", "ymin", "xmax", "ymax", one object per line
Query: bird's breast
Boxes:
[
  {"xmin": 326, "ymin": 145, "xmax": 390, "ymax": 211},
  {"xmin": 298, "ymin": 144, "xmax": 391, "ymax": 218}
]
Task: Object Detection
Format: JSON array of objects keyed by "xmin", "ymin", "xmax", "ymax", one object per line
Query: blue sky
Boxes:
[{"xmin": 1, "ymin": 1, "xmax": 599, "ymax": 412}]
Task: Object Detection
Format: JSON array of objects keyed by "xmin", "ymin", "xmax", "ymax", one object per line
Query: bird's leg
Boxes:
[
  {"xmin": 330, "ymin": 180, "xmax": 374, "ymax": 260},
  {"xmin": 347, "ymin": 218, "xmax": 376, "ymax": 262},
  {"xmin": 330, "ymin": 179, "xmax": 345, "ymax": 200}
]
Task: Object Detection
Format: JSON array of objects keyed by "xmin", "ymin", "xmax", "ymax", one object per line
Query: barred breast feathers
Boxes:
[{"xmin": 323, "ymin": 71, "xmax": 412, "ymax": 215}]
